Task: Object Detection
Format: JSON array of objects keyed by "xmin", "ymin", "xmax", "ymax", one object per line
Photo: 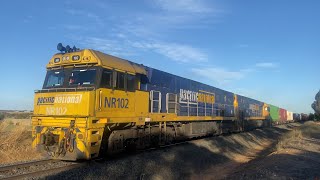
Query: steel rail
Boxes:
[
  {"xmin": 1, "ymin": 163, "xmax": 83, "ymax": 180},
  {"xmin": 0, "ymin": 159, "xmax": 57, "ymax": 173}
]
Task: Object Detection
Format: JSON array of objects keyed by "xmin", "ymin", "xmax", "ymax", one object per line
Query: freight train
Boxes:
[{"xmin": 32, "ymin": 44, "xmax": 301, "ymax": 160}]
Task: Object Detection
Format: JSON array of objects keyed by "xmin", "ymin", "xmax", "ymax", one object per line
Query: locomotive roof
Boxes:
[{"xmin": 47, "ymin": 49, "xmax": 147, "ymax": 75}]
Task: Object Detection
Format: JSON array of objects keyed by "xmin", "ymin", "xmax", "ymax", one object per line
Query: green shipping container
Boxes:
[{"xmin": 269, "ymin": 105, "xmax": 279, "ymax": 122}]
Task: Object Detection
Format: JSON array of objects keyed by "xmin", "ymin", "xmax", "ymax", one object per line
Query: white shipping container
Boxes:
[{"xmin": 287, "ymin": 111, "xmax": 293, "ymax": 121}]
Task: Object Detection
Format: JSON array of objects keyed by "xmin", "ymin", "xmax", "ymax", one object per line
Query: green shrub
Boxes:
[{"xmin": 0, "ymin": 113, "xmax": 4, "ymax": 120}]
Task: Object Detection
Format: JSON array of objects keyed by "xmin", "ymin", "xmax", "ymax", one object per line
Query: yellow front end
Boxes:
[
  {"xmin": 263, "ymin": 103, "xmax": 270, "ymax": 118},
  {"xmin": 32, "ymin": 90, "xmax": 104, "ymax": 160}
]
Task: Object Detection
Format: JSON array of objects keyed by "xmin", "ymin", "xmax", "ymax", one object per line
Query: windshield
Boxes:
[
  {"xmin": 69, "ymin": 69, "xmax": 96, "ymax": 86},
  {"xmin": 44, "ymin": 70, "xmax": 64, "ymax": 88},
  {"xmin": 43, "ymin": 68, "xmax": 97, "ymax": 89}
]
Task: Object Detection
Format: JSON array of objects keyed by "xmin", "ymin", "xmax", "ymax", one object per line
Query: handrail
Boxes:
[
  {"xmin": 166, "ymin": 93, "xmax": 177, "ymax": 114},
  {"xmin": 154, "ymin": 92, "xmax": 264, "ymax": 118},
  {"xmin": 99, "ymin": 90, "xmax": 102, "ymax": 110},
  {"xmin": 34, "ymin": 87, "xmax": 96, "ymax": 93},
  {"xmin": 150, "ymin": 90, "xmax": 161, "ymax": 113},
  {"xmin": 174, "ymin": 97, "xmax": 235, "ymax": 117}
]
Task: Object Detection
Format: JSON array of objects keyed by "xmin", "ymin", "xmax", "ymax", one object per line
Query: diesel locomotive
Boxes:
[{"xmin": 32, "ymin": 44, "xmax": 293, "ymax": 160}]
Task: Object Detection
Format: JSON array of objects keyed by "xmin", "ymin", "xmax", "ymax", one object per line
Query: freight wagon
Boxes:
[
  {"xmin": 301, "ymin": 113, "xmax": 309, "ymax": 121},
  {"xmin": 287, "ymin": 111, "xmax": 293, "ymax": 122},
  {"xmin": 293, "ymin": 113, "xmax": 301, "ymax": 121},
  {"xmin": 269, "ymin": 105, "xmax": 280, "ymax": 124},
  {"xmin": 279, "ymin": 108, "xmax": 288, "ymax": 123},
  {"xmin": 31, "ymin": 45, "xmax": 297, "ymax": 160}
]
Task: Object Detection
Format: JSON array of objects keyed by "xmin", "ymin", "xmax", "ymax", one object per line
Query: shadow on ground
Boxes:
[
  {"xmin": 226, "ymin": 121, "xmax": 320, "ymax": 180},
  {"xmin": 45, "ymin": 123, "xmax": 318, "ymax": 180},
  {"xmin": 226, "ymin": 149, "xmax": 320, "ymax": 180}
]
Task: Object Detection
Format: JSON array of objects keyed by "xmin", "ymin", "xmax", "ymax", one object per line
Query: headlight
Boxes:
[
  {"xmin": 82, "ymin": 56, "xmax": 91, "ymax": 61},
  {"xmin": 62, "ymin": 56, "xmax": 70, "ymax": 61},
  {"xmin": 54, "ymin": 58, "xmax": 60, "ymax": 63},
  {"xmin": 72, "ymin": 55, "xmax": 80, "ymax": 61}
]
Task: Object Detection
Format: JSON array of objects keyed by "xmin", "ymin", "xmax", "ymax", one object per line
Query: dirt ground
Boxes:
[
  {"xmin": 0, "ymin": 119, "xmax": 43, "ymax": 164},
  {"xmin": 225, "ymin": 121, "xmax": 320, "ymax": 180},
  {"xmin": 44, "ymin": 121, "xmax": 320, "ymax": 180},
  {"xmin": 1, "ymin": 121, "xmax": 319, "ymax": 179}
]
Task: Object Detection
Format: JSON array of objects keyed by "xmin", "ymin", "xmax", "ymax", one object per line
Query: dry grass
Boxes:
[
  {"xmin": 276, "ymin": 121, "xmax": 320, "ymax": 151},
  {"xmin": 0, "ymin": 119, "xmax": 43, "ymax": 164},
  {"xmin": 276, "ymin": 129, "xmax": 303, "ymax": 150}
]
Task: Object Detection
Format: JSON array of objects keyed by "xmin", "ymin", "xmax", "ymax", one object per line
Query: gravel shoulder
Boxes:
[{"xmin": 44, "ymin": 122, "xmax": 319, "ymax": 180}]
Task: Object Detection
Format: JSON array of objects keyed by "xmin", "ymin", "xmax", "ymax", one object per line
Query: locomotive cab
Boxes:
[{"xmin": 32, "ymin": 47, "xmax": 149, "ymax": 160}]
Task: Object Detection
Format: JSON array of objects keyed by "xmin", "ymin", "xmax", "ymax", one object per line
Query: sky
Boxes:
[{"xmin": 0, "ymin": 0, "xmax": 319, "ymax": 113}]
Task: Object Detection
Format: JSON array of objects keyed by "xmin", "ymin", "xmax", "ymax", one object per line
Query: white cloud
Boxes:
[
  {"xmin": 238, "ymin": 44, "xmax": 249, "ymax": 48},
  {"xmin": 191, "ymin": 67, "xmax": 246, "ymax": 84},
  {"xmin": 80, "ymin": 37, "xmax": 135, "ymax": 57},
  {"xmin": 65, "ymin": 9, "xmax": 103, "ymax": 26},
  {"xmin": 86, "ymin": 12, "xmax": 103, "ymax": 26},
  {"xmin": 113, "ymin": 0, "xmax": 224, "ymax": 39},
  {"xmin": 241, "ymin": 68, "xmax": 255, "ymax": 73},
  {"xmin": 66, "ymin": 9, "xmax": 84, "ymax": 16},
  {"xmin": 191, "ymin": 61, "xmax": 280, "ymax": 85},
  {"xmin": 79, "ymin": 36, "xmax": 208, "ymax": 63},
  {"xmin": 131, "ymin": 41, "xmax": 208, "ymax": 63},
  {"xmin": 63, "ymin": 25, "xmax": 91, "ymax": 31},
  {"xmin": 153, "ymin": 0, "xmax": 213, "ymax": 13},
  {"xmin": 255, "ymin": 62, "xmax": 278, "ymax": 68},
  {"xmin": 116, "ymin": 33, "xmax": 126, "ymax": 39},
  {"xmin": 23, "ymin": 15, "xmax": 33, "ymax": 23},
  {"xmin": 64, "ymin": 25, "xmax": 82, "ymax": 30},
  {"xmin": 64, "ymin": 1, "xmax": 224, "ymax": 64}
]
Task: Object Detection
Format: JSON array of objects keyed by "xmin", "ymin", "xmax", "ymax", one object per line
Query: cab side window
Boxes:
[
  {"xmin": 127, "ymin": 74, "xmax": 135, "ymax": 91},
  {"xmin": 117, "ymin": 72, "xmax": 125, "ymax": 89},
  {"xmin": 101, "ymin": 69, "xmax": 137, "ymax": 91},
  {"xmin": 101, "ymin": 69, "xmax": 113, "ymax": 88}
]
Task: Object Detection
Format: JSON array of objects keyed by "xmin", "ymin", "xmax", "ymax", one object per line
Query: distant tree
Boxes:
[
  {"xmin": 0, "ymin": 113, "xmax": 4, "ymax": 120},
  {"xmin": 308, "ymin": 113, "xmax": 315, "ymax": 120},
  {"xmin": 315, "ymin": 113, "xmax": 320, "ymax": 121}
]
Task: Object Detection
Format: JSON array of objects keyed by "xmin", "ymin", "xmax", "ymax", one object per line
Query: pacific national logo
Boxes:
[
  {"xmin": 37, "ymin": 97, "xmax": 55, "ymax": 105},
  {"xmin": 54, "ymin": 94, "xmax": 82, "ymax": 104},
  {"xmin": 37, "ymin": 94, "xmax": 82, "ymax": 105},
  {"xmin": 179, "ymin": 89, "xmax": 215, "ymax": 104}
]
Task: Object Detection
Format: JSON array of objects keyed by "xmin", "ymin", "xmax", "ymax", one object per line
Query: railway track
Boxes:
[
  {"xmin": 0, "ymin": 143, "xmax": 190, "ymax": 180},
  {"xmin": 0, "ymin": 159, "xmax": 84, "ymax": 180}
]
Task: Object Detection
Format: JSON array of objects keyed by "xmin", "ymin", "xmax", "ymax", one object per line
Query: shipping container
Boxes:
[
  {"xmin": 301, "ymin": 113, "xmax": 308, "ymax": 121},
  {"xmin": 279, "ymin": 108, "xmax": 287, "ymax": 122},
  {"xmin": 293, "ymin": 113, "xmax": 301, "ymax": 121},
  {"xmin": 269, "ymin": 105, "xmax": 279, "ymax": 122},
  {"xmin": 287, "ymin": 111, "xmax": 293, "ymax": 121}
]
